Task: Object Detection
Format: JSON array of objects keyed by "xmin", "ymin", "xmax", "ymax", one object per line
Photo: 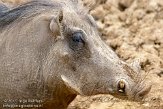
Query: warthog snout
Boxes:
[{"xmin": 109, "ymin": 78, "xmax": 151, "ymax": 101}]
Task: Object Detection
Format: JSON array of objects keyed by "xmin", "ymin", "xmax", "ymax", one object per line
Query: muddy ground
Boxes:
[{"xmin": 1, "ymin": 0, "xmax": 163, "ymax": 109}]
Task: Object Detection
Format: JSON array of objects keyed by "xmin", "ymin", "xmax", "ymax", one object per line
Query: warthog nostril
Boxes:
[{"xmin": 137, "ymin": 85, "xmax": 152, "ymax": 98}]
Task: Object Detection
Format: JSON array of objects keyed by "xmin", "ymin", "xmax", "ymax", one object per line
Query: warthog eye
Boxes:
[
  {"xmin": 70, "ymin": 32, "xmax": 85, "ymax": 51},
  {"xmin": 117, "ymin": 80, "xmax": 126, "ymax": 93},
  {"xmin": 72, "ymin": 32, "xmax": 84, "ymax": 43}
]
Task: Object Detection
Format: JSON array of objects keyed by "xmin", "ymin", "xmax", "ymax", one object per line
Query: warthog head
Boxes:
[{"xmin": 43, "ymin": 0, "xmax": 151, "ymax": 101}]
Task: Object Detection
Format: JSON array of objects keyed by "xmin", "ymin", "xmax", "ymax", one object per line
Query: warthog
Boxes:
[{"xmin": 0, "ymin": 0, "xmax": 151, "ymax": 109}]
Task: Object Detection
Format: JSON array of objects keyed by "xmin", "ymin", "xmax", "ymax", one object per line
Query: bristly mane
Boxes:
[
  {"xmin": 0, "ymin": 0, "xmax": 61, "ymax": 28},
  {"xmin": 0, "ymin": 0, "xmax": 86, "ymax": 28}
]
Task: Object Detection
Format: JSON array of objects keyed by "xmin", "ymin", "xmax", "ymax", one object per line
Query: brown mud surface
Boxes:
[{"xmin": 1, "ymin": 0, "xmax": 163, "ymax": 109}]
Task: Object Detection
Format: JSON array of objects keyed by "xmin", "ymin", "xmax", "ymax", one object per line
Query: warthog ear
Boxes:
[
  {"xmin": 57, "ymin": 10, "xmax": 63, "ymax": 24},
  {"xmin": 61, "ymin": 75, "xmax": 82, "ymax": 95},
  {"xmin": 50, "ymin": 10, "xmax": 63, "ymax": 36}
]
